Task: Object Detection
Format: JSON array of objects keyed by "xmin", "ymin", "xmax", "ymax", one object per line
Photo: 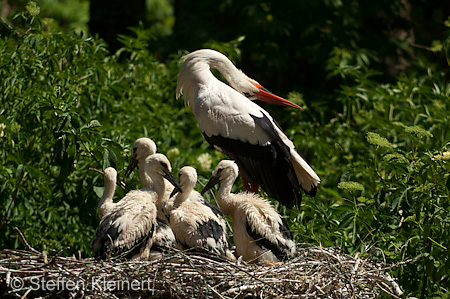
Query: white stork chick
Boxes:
[
  {"xmin": 124, "ymin": 137, "xmax": 157, "ymax": 188},
  {"xmin": 170, "ymin": 166, "xmax": 234, "ymax": 260},
  {"xmin": 97, "ymin": 167, "xmax": 118, "ymax": 219},
  {"xmin": 125, "ymin": 137, "xmax": 177, "ymax": 219},
  {"xmin": 202, "ymin": 160, "xmax": 296, "ymax": 263},
  {"xmin": 176, "ymin": 49, "xmax": 320, "ymax": 209},
  {"xmin": 124, "ymin": 137, "xmax": 178, "ymax": 257},
  {"xmin": 92, "ymin": 153, "xmax": 181, "ymax": 260}
]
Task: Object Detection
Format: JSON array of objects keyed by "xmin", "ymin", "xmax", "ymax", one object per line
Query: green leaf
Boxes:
[
  {"xmin": 446, "ymin": 176, "xmax": 450, "ymax": 194},
  {"xmin": 54, "ymin": 135, "xmax": 69, "ymax": 164},
  {"xmin": 53, "ymin": 115, "xmax": 70, "ymax": 137},
  {"xmin": 423, "ymin": 223, "xmax": 432, "ymax": 240},
  {"xmin": 103, "ymin": 149, "xmax": 117, "ymax": 170},
  {"xmin": 88, "ymin": 120, "xmax": 102, "ymax": 129},
  {"xmin": 340, "ymin": 170, "xmax": 351, "ymax": 182},
  {"xmin": 93, "ymin": 186, "xmax": 104, "ymax": 199},
  {"xmin": 15, "ymin": 164, "xmax": 24, "ymax": 179},
  {"xmin": 59, "ymin": 156, "xmax": 74, "ymax": 181}
]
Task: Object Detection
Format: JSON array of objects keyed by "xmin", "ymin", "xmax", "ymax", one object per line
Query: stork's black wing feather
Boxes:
[{"xmin": 203, "ymin": 113, "xmax": 303, "ymax": 208}]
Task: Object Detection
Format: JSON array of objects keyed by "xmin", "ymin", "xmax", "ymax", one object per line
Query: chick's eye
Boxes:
[{"xmin": 217, "ymin": 168, "xmax": 224, "ymax": 173}]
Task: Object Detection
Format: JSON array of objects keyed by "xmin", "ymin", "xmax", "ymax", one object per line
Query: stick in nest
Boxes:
[
  {"xmin": 0, "ymin": 242, "xmax": 406, "ymax": 298},
  {"xmin": 13, "ymin": 227, "xmax": 39, "ymax": 254}
]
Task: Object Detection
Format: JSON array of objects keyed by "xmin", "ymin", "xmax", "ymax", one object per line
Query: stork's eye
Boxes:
[{"xmin": 243, "ymin": 92, "xmax": 251, "ymax": 98}]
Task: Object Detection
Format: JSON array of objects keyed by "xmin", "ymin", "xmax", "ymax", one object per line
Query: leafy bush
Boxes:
[
  {"xmin": 0, "ymin": 7, "xmax": 206, "ymax": 255},
  {"xmin": 286, "ymin": 52, "xmax": 450, "ymax": 297}
]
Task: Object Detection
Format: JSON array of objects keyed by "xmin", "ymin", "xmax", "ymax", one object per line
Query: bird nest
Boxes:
[{"xmin": 0, "ymin": 235, "xmax": 406, "ymax": 299}]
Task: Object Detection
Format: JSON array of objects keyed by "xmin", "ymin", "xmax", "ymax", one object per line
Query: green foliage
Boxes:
[
  {"xmin": 366, "ymin": 132, "xmax": 394, "ymax": 149},
  {"xmin": 337, "ymin": 181, "xmax": 365, "ymax": 192},
  {"xmin": 287, "ymin": 50, "xmax": 450, "ymax": 297},
  {"xmin": 0, "ymin": 7, "xmax": 196, "ymax": 256},
  {"xmin": 1, "ymin": 2, "xmax": 450, "ymax": 298}
]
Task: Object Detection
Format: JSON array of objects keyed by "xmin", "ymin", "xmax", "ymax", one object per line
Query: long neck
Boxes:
[
  {"xmin": 172, "ymin": 184, "xmax": 194, "ymax": 209},
  {"xmin": 195, "ymin": 59, "xmax": 244, "ymax": 95},
  {"xmin": 98, "ymin": 178, "xmax": 116, "ymax": 218},
  {"xmin": 216, "ymin": 175, "xmax": 237, "ymax": 215},
  {"xmin": 212, "ymin": 59, "xmax": 244, "ymax": 91},
  {"xmin": 148, "ymin": 172, "xmax": 166, "ymax": 201},
  {"xmin": 181, "ymin": 61, "xmax": 216, "ymax": 106},
  {"xmin": 139, "ymin": 165, "xmax": 153, "ymax": 188}
]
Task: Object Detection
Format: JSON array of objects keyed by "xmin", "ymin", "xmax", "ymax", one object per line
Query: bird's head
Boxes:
[
  {"xmin": 207, "ymin": 49, "xmax": 302, "ymax": 109},
  {"xmin": 237, "ymin": 77, "xmax": 302, "ymax": 110},
  {"xmin": 177, "ymin": 48, "xmax": 302, "ymax": 110},
  {"xmin": 142, "ymin": 153, "xmax": 182, "ymax": 193},
  {"xmin": 201, "ymin": 160, "xmax": 239, "ymax": 195},
  {"xmin": 103, "ymin": 167, "xmax": 117, "ymax": 184},
  {"xmin": 124, "ymin": 138, "xmax": 157, "ymax": 178},
  {"xmin": 170, "ymin": 166, "xmax": 198, "ymax": 198}
]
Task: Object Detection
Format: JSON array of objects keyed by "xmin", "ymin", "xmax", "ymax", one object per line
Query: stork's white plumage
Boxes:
[
  {"xmin": 125, "ymin": 137, "xmax": 175, "ymax": 219},
  {"xmin": 97, "ymin": 167, "xmax": 118, "ymax": 219},
  {"xmin": 125, "ymin": 137, "xmax": 157, "ymax": 188},
  {"xmin": 92, "ymin": 154, "xmax": 181, "ymax": 260},
  {"xmin": 176, "ymin": 49, "xmax": 320, "ymax": 209},
  {"xmin": 124, "ymin": 138, "xmax": 178, "ymax": 256},
  {"xmin": 170, "ymin": 166, "xmax": 234, "ymax": 260},
  {"xmin": 202, "ymin": 160, "xmax": 296, "ymax": 263}
]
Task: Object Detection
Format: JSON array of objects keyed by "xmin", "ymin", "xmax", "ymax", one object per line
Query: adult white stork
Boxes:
[
  {"xmin": 202, "ymin": 160, "xmax": 296, "ymax": 263},
  {"xmin": 92, "ymin": 154, "xmax": 181, "ymax": 260},
  {"xmin": 169, "ymin": 166, "xmax": 234, "ymax": 260},
  {"xmin": 176, "ymin": 49, "xmax": 320, "ymax": 209},
  {"xmin": 124, "ymin": 137, "xmax": 178, "ymax": 256}
]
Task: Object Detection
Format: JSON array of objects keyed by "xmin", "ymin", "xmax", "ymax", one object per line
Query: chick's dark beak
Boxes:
[
  {"xmin": 163, "ymin": 169, "xmax": 182, "ymax": 194},
  {"xmin": 170, "ymin": 187, "xmax": 180, "ymax": 198},
  {"xmin": 201, "ymin": 175, "xmax": 220, "ymax": 195},
  {"xmin": 124, "ymin": 156, "xmax": 139, "ymax": 178}
]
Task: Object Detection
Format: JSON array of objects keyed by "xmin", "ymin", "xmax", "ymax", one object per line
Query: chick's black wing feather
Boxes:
[{"xmin": 245, "ymin": 215, "xmax": 293, "ymax": 261}]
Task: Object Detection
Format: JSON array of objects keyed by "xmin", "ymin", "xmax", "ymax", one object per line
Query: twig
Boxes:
[
  {"xmin": 89, "ymin": 167, "xmax": 105, "ymax": 175},
  {"xmin": 13, "ymin": 227, "xmax": 39, "ymax": 254}
]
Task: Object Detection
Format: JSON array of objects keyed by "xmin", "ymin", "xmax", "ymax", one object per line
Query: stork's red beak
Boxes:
[{"xmin": 253, "ymin": 83, "xmax": 302, "ymax": 109}]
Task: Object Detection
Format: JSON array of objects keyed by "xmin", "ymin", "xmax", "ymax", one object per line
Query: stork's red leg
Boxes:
[
  {"xmin": 241, "ymin": 175, "xmax": 259, "ymax": 193},
  {"xmin": 250, "ymin": 182, "xmax": 259, "ymax": 193},
  {"xmin": 241, "ymin": 175, "xmax": 251, "ymax": 191}
]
